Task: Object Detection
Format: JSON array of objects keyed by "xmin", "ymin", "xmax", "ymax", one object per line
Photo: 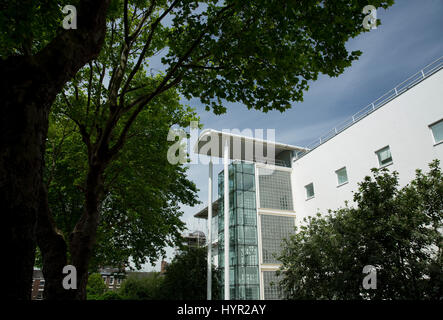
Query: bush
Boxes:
[
  {"xmin": 119, "ymin": 273, "xmax": 164, "ymax": 300},
  {"xmin": 278, "ymin": 160, "xmax": 443, "ymax": 300},
  {"xmin": 101, "ymin": 291, "xmax": 124, "ymax": 300},
  {"xmin": 159, "ymin": 246, "xmax": 221, "ymax": 300},
  {"xmin": 86, "ymin": 273, "xmax": 106, "ymax": 299}
]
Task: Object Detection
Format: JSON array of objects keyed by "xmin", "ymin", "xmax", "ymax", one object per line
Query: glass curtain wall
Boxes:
[{"xmin": 218, "ymin": 161, "xmax": 259, "ymax": 300}]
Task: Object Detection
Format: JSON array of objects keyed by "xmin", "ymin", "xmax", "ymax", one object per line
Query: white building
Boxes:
[
  {"xmin": 194, "ymin": 56, "xmax": 443, "ymax": 300},
  {"xmin": 293, "ymin": 57, "xmax": 443, "ymax": 225}
]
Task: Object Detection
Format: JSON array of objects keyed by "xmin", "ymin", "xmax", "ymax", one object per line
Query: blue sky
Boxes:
[{"xmin": 143, "ymin": 0, "xmax": 443, "ymax": 270}]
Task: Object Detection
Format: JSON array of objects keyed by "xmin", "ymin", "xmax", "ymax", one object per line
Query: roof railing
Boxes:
[
  {"xmin": 253, "ymin": 157, "xmax": 290, "ymax": 167},
  {"xmin": 231, "ymin": 158, "xmax": 290, "ymax": 167},
  {"xmin": 294, "ymin": 56, "xmax": 443, "ymax": 160}
]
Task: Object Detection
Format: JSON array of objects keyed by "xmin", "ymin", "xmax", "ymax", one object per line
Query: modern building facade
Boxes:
[
  {"xmin": 194, "ymin": 139, "xmax": 303, "ymax": 300},
  {"xmin": 194, "ymin": 56, "xmax": 443, "ymax": 300}
]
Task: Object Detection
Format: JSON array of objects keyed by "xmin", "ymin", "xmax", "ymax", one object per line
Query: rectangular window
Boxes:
[
  {"xmin": 109, "ymin": 276, "xmax": 114, "ymax": 285},
  {"xmin": 376, "ymin": 146, "xmax": 393, "ymax": 167},
  {"xmin": 430, "ymin": 119, "xmax": 443, "ymax": 144},
  {"xmin": 336, "ymin": 167, "xmax": 348, "ymax": 186},
  {"xmin": 305, "ymin": 183, "xmax": 314, "ymax": 199}
]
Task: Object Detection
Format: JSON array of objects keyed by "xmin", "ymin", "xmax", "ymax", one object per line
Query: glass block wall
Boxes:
[
  {"xmin": 263, "ymin": 271, "xmax": 284, "ymax": 300},
  {"xmin": 218, "ymin": 161, "xmax": 260, "ymax": 300},
  {"xmin": 260, "ymin": 215, "xmax": 295, "ymax": 264},
  {"xmin": 258, "ymin": 168, "xmax": 293, "ymax": 210}
]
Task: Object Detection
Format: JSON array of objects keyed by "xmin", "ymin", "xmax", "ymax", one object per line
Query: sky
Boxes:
[{"xmin": 142, "ymin": 0, "xmax": 443, "ymax": 271}]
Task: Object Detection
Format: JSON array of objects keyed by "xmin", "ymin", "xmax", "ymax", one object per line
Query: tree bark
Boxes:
[
  {"xmin": 1, "ymin": 60, "xmax": 48, "ymax": 298},
  {"xmin": 1, "ymin": 0, "xmax": 110, "ymax": 300},
  {"xmin": 37, "ymin": 183, "xmax": 75, "ymax": 300},
  {"xmin": 69, "ymin": 161, "xmax": 106, "ymax": 299}
]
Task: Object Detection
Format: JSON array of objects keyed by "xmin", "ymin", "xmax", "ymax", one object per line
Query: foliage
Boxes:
[
  {"xmin": 1, "ymin": 0, "xmax": 396, "ymax": 112},
  {"xmin": 46, "ymin": 98, "xmax": 200, "ymax": 269},
  {"xmin": 278, "ymin": 160, "xmax": 443, "ymax": 300},
  {"xmin": 0, "ymin": 0, "xmax": 74, "ymax": 56},
  {"xmin": 119, "ymin": 272, "xmax": 165, "ymax": 300},
  {"xmin": 101, "ymin": 290, "xmax": 124, "ymax": 300},
  {"xmin": 103, "ymin": 247, "xmax": 220, "ymax": 300},
  {"xmin": 86, "ymin": 273, "xmax": 107, "ymax": 298},
  {"xmin": 159, "ymin": 246, "xmax": 221, "ymax": 300},
  {"xmin": 166, "ymin": 0, "xmax": 394, "ymax": 114}
]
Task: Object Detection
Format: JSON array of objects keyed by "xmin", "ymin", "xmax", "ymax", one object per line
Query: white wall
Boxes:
[{"xmin": 292, "ymin": 69, "xmax": 443, "ymax": 225}]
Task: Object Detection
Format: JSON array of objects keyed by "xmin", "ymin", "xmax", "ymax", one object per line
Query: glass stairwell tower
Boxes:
[{"xmin": 218, "ymin": 161, "xmax": 260, "ymax": 300}]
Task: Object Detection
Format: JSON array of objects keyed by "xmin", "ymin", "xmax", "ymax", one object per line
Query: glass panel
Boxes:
[
  {"xmin": 245, "ymin": 286, "xmax": 259, "ymax": 299},
  {"xmin": 244, "ymin": 209, "xmax": 256, "ymax": 225},
  {"xmin": 236, "ymin": 208, "xmax": 244, "ymax": 225},
  {"xmin": 336, "ymin": 167, "xmax": 348, "ymax": 185},
  {"xmin": 229, "ymin": 267, "xmax": 235, "ymax": 285},
  {"xmin": 243, "ymin": 174, "xmax": 255, "ymax": 191},
  {"xmin": 245, "ymin": 246, "xmax": 258, "ymax": 265},
  {"xmin": 243, "ymin": 163, "xmax": 255, "ymax": 174},
  {"xmin": 236, "ymin": 225, "xmax": 244, "ymax": 244},
  {"xmin": 245, "ymin": 266, "xmax": 259, "ymax": 284},
  {"xmin": 236, "ymin": 190, "xmax": 243, "ymax": 208},
  {"xmin": 244, "ymin": 226, "xmax": 257, "ymax": 245},
  {"xmin": 431, "ymin": 120, "xmax": 443, "ymax": 144},
  {"xmin": 376, "ymin": 146, "xmax": 393, "ymax": 166},
  {"xmin": 305, "ymin": 183, "xmax": 314, "ymax": 198},
  {"xmin": 236, "ymin": 172, "xmax": 243, "ymax": 190},
  {"xmin": 237, "ymin": 267, "xmax": 246, "ymax": 285},
  {"xmin": 243, "ymin": 191, "xmax": 256, "ymax": 209}
]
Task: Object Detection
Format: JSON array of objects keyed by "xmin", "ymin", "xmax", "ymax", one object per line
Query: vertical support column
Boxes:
[
  {"xmin": 207, "ymin": 159, "xmax": 213, "ymax": 300},
  {"xmin": 224, "ymin": 137, "xmax": 230, "ymax": 300},
  {"xmin": 254, "ymin": 164, "xmax": 264, "ymax": 300}
]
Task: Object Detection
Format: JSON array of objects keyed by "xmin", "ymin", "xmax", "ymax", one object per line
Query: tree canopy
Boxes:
[
  {"xmin": 86, "ymin": 273, "xmax": 107, "ymax": 298},
  {"xmin": 46, "ymin": 92, "xmax": 199, "ymax": 270},
  {"xmin": 118, "ymin": 272, "xmax": 164, "ymax": 300},
  {"xmin": 160, "ymin": 246, "xmax": 221, "ymax": 300},
  {"xmin": 278, "ymin": 160, "xmax": 443, "ymax": 300}
]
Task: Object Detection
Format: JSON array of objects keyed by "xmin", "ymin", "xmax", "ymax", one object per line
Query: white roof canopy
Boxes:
[
  {"xmin": 194, "ymin": 199, "xmax": 219, "ymax": 220},
  {"xmin": 193, "ymin": 129, "xmax": 307, "ymax": 163}
]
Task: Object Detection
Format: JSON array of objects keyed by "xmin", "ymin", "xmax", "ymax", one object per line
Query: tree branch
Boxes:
[
  {"xmin": 111, "ymin": 4, "xmax": 236, "ymax": 158},
  {"xmin": 62, "ymin": 92, "xmax": 92, "ymax": 153},
  {"xmin": 86, "ymin": 62, "xmax": 94, "ymax": 116},
  {"xmin": 119, "ymin": 0, "xmax": 179, "ymax": 107},
  {"xmin": 124, "ymin": 0, "xmax": 130, "ymax": 42},
  {"xmin": 182, "ymin": 63, "xmax": 225, "ymax": 70},
  {"xmin": 128, "ymin": 0, "xmax": 157, "ymax": 42}
]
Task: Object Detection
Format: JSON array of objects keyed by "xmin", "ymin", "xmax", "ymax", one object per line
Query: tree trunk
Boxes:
[
  {"xmin": 1, "ymin": 0, "xmax": 110, "ymax": 300},
  {"xmin": 37, "ymin": 183, "xmax": 74, "ymax": 300},
  {"xmin": 1, "ymin": 63, "xmax": 48, "ymax": 298},
  {"xmin": 69, "ymin": 162, "xmax": 106, "ymax": 299}
]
